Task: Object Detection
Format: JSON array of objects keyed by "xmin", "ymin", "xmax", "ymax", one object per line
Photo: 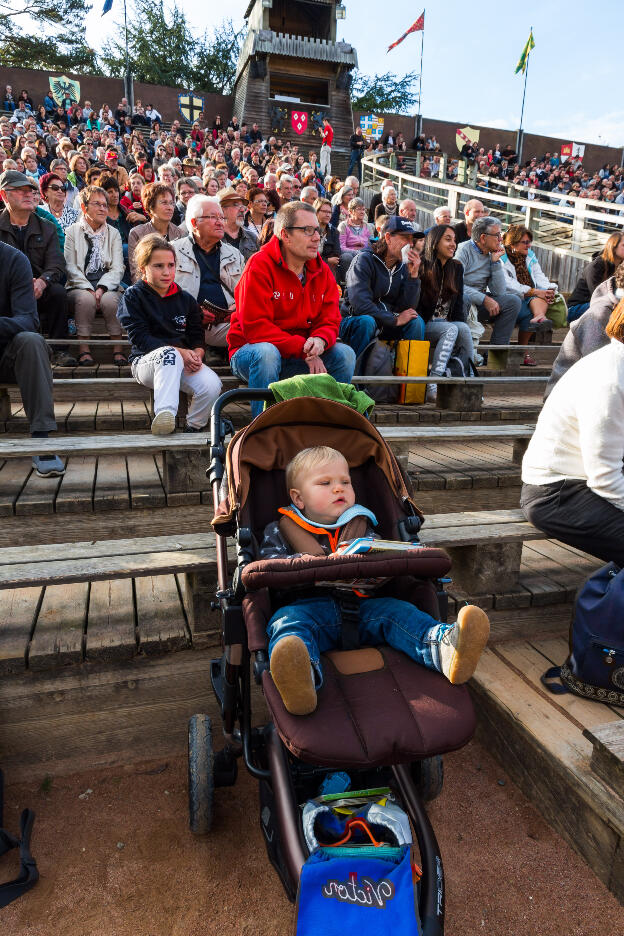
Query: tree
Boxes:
[
  {"xmin": 100, "ymin": 1, "xmax": 243, "ymax": 93},
  {"xmin": 350, "ymin": 71, "xmax": 420, "ymax": 114},
  {"xmin": 100, "ymin": 0, "xmax": 196, "ymax": 86},
  {"xmin": 192, "ymin": 19, "xmax": 244, "ymax": 95},
  {"xmin": 0, "ymin": 0, "xmax": 100, "ymax": 72}
]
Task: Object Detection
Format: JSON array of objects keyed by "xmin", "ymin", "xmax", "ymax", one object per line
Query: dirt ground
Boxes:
[{"xmin": 2, "ymin": 738, "xmax": 622, "ymax": 936}]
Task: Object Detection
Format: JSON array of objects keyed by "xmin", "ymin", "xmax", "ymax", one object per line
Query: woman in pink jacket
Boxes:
[{"xmin": 338, "ymin": 198, "xmax": 374, "ymax": 253}]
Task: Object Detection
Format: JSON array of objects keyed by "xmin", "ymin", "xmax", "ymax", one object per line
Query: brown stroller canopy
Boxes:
[{"xmin": 213, "ymin": 398, "xmax": 422, "ymax": 532}]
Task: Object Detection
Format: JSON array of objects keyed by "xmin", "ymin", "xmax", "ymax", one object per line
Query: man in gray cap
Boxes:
[
  {"xmin": 0, "ymin": 239, "xmax": 65, "ymax": 476},
  {"xmin": 0, "ymin": 169, "xmax": 74, "ymax": 367},
  {"xmin": 217, "ymin": 187, "xmax": 258, "ymax": 263},
  {"xmin": 340, "ymin": 215, "xmax": 425, "ymax": 358}
]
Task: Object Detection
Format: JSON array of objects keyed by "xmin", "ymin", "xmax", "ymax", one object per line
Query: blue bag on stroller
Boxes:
[{"xmin": 296, "ymin": 844, "xmax": 421, "ymax": 935}]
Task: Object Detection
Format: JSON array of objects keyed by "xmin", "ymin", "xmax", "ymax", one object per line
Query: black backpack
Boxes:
[
  {"xmin": 0, "ymin": 769, "xmax": 38, "ymax": 908},
  {"xmin": 354, "ymin": 339, "xmax": 399, "ymax": 404},
  {"xmin": 445, "ymin": 355, "xmax": 480, "ymax": 378}
]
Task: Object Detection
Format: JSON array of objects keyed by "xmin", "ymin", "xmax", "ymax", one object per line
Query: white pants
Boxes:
[
  {"xmin": 132, "ymin": 346, "xmax": 222, "ymax": 429},
  {"xmin": 320, "ymin": 144, "xmax": 332, "ymax": 177}
]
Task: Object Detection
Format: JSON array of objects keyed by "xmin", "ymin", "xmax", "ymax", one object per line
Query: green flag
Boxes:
[{"xmin": 515, "ymin": 29, "xmax": 535, "ymax": 74}]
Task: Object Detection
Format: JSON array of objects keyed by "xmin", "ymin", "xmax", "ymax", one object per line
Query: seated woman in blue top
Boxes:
[
  {"xmin": 340, "ymin": 215, "xmax": 424, "ymax": 360},
  {"xmin": 117, "ymin": 233, "xmax": 221, "ymax": 436}
]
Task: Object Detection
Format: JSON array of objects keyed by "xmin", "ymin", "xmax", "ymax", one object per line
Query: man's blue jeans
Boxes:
[
  {"xmin": 230, "ymin": 341, "xmax": 356, "ymax": 418},
  {"xmin": 339, "ymin": 314, "xmax": 425, "ymax": 360},
  {"xmin": 267, "ymin": 596, "xmax": 451, "ymax": 687},
  {"xmin": 348, "ymin": 151, "xmax": 362, "ymax": 180}
]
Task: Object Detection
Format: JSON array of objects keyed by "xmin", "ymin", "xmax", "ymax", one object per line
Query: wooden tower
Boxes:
[{"xmin": 233, "ymin": 0, "xmax": 357, "ymax": 156}]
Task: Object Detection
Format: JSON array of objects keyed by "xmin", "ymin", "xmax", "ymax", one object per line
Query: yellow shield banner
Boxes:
[
  {"xmin": 178, "ymin": 92, "xmax": 204, "ymax": 124},
  {"xmin": 49, "ymin": 75, "xmax": 80, "ymax": 105},
  {"xmin": 455, "ymin": 126, "xmax": 480, "ymax": 152}
]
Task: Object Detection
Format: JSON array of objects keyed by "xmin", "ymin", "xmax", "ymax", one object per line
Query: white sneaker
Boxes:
[
  {"xmin": 151, "ymin": 409, "xmax": 176, "ymax": 435},
  {"xmin": 438, "ymin": 605, "xmax": 490, "ymax": 684}
]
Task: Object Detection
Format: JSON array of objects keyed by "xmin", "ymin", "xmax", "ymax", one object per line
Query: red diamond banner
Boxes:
[{"xmin": 291, "ymin": 110, "xmax": 308, "ymax": 135}]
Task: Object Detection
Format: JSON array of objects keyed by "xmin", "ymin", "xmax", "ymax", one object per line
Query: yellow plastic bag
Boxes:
[{"xmin": 395, "ymin": 340, "xmax": 430, "ymax": 404}]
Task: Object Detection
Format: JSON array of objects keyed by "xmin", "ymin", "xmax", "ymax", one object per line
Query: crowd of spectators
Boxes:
[{"xmin": 1, "ymin": 83, "xmax": 623, "ymax": 476}]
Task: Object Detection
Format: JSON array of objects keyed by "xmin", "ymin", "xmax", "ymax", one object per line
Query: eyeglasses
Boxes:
[
  {"xmin": 486, "ymin": 233, "xmax": 503, "ymax": 240},
  {"xmin": 47, "ymin": 183, "xmax": 65, "ymax": 192},
  {"xmin": 518, "ymin": 238, "xmax": 531, "ymax": 245},
  {"xmin": 285, "ymin": 225, "xmax": 321, "ymax": 237},
  {"xmin": 197, "ymin": 215, "xmax": 224, "ymax": 222}
]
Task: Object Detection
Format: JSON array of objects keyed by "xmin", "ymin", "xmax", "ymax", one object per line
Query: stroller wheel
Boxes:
[
  {"xmin": 411, "ymin": 755, "xmax": 444, "ymax": 802},
  {"xmin": 188, "ymin": 714, "xmax": 214, "ymax": 835}
]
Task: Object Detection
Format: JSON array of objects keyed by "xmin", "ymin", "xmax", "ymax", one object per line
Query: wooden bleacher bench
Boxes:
[
  {"xmin": 419, "ymin": 508, "xmax": 540, "ymax": 593},
  {"xmin": 0, "ymin": 424, "xmax": 536, "ymax": 493},
  {"xmin": 0, "ymin": 510, "xmax": 540, "ymax": 624},
  {"xmin": 0, "ymin": 432, "xmax": 212, "ymax": 494},
  {"xmin": 0, "ymin": 533, "xmax": 218, "ymax": 639}
]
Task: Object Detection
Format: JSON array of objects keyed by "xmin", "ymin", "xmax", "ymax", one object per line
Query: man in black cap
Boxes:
[
  {"xmin": 0, "ymin": 169, "xmax": 74, "ymax": 366},
  {"xmin": 0, "ymin": 239, "xmax": 65, "ymax": 476},
  {"xmin": 340, "ymin": 215, "xmax": 425, "ymax": 358}
]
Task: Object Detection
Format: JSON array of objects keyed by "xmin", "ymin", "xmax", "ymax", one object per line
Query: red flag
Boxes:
[{"xmin": 387, "ymin": 12, "xmax": 425, "ymax": 52}]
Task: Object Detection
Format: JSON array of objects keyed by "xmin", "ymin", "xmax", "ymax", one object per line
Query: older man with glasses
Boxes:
[
  {"xmin": 172, "ymin": 194, "xmax": 245, "ymax": 350},
  {"xmin": 228, "ymin": 201, "xmax": 355, "ymax": 418},
  {"xmin": 455, "ymin": 216, "xmax": 521, "ymax": 346}
]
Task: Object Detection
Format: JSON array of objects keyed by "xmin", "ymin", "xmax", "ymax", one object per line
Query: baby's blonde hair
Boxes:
[{"xmin": 286, "ymin": 446, "xmax": 347, "ymax": 492}]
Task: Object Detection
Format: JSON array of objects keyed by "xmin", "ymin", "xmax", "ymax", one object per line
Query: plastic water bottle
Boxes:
[{"xmin": 67, "ymin": 318, "xmax": 77, "ymax": 336}]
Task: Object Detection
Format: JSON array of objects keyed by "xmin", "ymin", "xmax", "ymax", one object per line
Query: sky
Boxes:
[{"xmin": 84, "ymin": 0, "xmax": 624, "ymax": 148}]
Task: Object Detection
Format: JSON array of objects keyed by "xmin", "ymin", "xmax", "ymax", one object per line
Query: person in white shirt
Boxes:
[{"xmin": 521, "ymin": 299, "xmax": 624, "ymax": 565}]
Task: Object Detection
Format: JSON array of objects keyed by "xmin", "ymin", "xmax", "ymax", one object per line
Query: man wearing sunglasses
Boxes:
[{"xmin": 229, "ymin": 201, "xmax": 355, "ymax": 418}]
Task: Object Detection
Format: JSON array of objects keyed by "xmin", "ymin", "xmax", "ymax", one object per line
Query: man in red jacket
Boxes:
[
  {"xmin": 229, "ymin": 201, "xmax": 355, "ymax": 417},
  {"xmin": 320, "ymin": 117, "xmax": 333, "ymax": 177}
]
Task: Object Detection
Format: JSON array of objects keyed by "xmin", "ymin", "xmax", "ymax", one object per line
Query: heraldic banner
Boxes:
[
  {"xmin": 455, "ymin": 126, "xmax": 480, "ymax": 152},
  {"xmin": 49, "ymin": 75, "xmax": 80, "ymax": 105}
]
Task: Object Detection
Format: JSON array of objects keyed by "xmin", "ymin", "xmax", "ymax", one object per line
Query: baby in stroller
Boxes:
[{"xmin": 261, "ymin": 444, "xmax": 490, "ymax": 715}]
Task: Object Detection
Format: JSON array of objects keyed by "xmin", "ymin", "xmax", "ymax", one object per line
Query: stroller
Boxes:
[{"xmin": 188, "ymin": 390, "xmax": 477, "ymax": 935}]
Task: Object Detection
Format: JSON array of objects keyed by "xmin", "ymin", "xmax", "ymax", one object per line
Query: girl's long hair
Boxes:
[{"xmin": 420, "ymin": 225, "xmax": 461, "ymax": 305}]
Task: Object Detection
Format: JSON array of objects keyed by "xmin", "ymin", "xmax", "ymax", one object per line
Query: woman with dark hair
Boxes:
[
  {"xmin": 245, "ymin": 186, "xmax": 271, "ymax": 239},
  {"xmin": 567, "ymin": 232, "xmax": 624, "ymax": 321},
  {"xmin": 68, "ymin": 153, "xmax": 88, "ymax": 192},
  {"xmin": 521, "ymin": 298, "xmax": 624, "ymax": 566},
  {"xmin": 257, "ymin": 217, "xmax": 275, "ymax": 248},
  {"xmin": 127, "ymin": 181, "xmax": 184, "ymax": 281},
  {"xmin": 418, "ymin": 225, "xmax": 473, "ymax": 402},
  {"xmin": 18, "ymin": 89, "xmax": 34, "ymax": 110},
  {"xmin": 314, "ymin": 197, "xmax": 342, "ymax": 279},
  {"xmin": 212, "ymin": 115, "xmax": 222, "ymax": 141},
  {"xmin": 138, "ymin": 160, "xmax": 155, "ymax": 183},
  {"xmin": 35, "ymin": 104, "xmax": 47, "ymax": 128},
  {"xmin": 40, "ymin": 172, "xmax": 80, "ymax": 232}
]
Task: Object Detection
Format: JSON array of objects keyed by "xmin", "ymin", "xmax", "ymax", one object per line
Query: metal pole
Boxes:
[
  {"xmin": 516, "ymin": 27, "xmax": 531, "ymax": 166},
  {"xmin": 123, "ymin": 0, "xmax": 133, "ymax": 110},
  {"xmin": 416, "ymin": 15, "xmax": 424, "ymax": 138}
]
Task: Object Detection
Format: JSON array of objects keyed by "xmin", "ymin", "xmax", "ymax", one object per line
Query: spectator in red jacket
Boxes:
[
  {"xmin": 228, "ymin": 201, "xmax": 355, "ymax": 418},
  {"xmin": 320, "ymin": 117, "xmax": 333, "ymax": 178}
]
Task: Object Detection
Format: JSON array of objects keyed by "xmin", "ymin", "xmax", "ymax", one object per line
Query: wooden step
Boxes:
[
  {"xmin": 470, "ymin": 638, "xmax": 624, "ymax": 903},
  {"xmin": 584, "ymin": 721, "xmax": 624, "ymax": 799},
  {"xmin": 0, "ymin": 645, "xmax": 268, "ymax": 782}
]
